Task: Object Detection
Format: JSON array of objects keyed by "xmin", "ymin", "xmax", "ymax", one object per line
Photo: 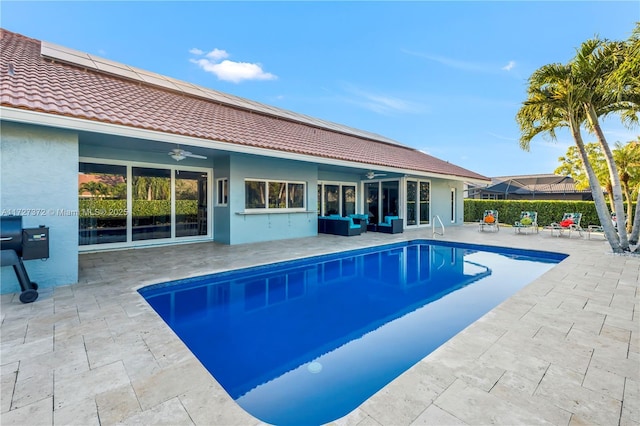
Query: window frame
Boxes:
[
  {"xmin": 244, "ymin": 179, "xmax": 307, "ymax": 212},
  {"xmin": 216, "ymin": 178, "xmax": 228, "ymax": 206},
  {"xmin": 317, "ymin": 181, "xmax": 358, "ymax": 216}
]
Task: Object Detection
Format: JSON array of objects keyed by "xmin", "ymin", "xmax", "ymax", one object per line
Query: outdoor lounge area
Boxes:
[
  {"xmin": 1, "ymin": 224, "xmax": 637, "ymax": 425},
  {"xmin": 317, "ymin": 215, "xmax": 362, "ymax": 236}
]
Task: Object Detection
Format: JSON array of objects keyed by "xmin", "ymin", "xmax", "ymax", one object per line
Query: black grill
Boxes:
[{"xmin": 0, "ymin": 216, "xmax": 49, "ymax": 303}]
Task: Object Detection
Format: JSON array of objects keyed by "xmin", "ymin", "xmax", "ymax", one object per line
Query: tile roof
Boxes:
[{"xmin": 0, "ymin": 29, "xmax": 488, "ymax": 182}]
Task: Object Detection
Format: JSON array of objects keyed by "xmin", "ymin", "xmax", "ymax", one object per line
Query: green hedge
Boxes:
[
  {"xmin": 464, "ymin": 199, "xmax": 636, "ymax": 227},
  {"xmin": 79, "ymin": 199, "xmax": 198, "ymax": 218}
]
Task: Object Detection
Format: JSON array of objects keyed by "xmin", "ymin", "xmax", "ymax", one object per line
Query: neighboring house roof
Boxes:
[
  {"xmin": 470, "ymin": 174, "xmax": 592, "ymax": 196},
  {"xmin": 0, "ymin": 29, "xmax": 489, "ymax": 182}
]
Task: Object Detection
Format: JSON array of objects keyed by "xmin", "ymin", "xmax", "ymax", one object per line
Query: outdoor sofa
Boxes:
[
  {"xmin": 376, "ymin": 216, "xmax": 404, "ymax": 234},
  {"xmin": 318, "ymin": 215, "xmax": 362, "ymax": 236}
]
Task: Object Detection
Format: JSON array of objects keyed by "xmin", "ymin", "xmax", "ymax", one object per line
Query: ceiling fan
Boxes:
[
  {"xmin": 168, "ymin": 148, "xmax": 207, "ymax": 162},
  {"xmin": 365, "ymin": 170, "xmax": 387, "ymax": 179}
]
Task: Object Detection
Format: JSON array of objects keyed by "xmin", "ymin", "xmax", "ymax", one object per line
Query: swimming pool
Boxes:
[{"xmin": 139, "ymin": 240, "xmax": 566, "ymax": 425}]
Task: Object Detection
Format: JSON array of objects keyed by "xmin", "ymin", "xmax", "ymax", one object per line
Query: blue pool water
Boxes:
[{"xmin": 139, "ymin": 240, "xmax": 566, "ymax": 425}]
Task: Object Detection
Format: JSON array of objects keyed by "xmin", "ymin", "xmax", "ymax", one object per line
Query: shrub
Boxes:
[{"xmin": 464, "ymin": 199, "xmax": 635, "ymax": 227}]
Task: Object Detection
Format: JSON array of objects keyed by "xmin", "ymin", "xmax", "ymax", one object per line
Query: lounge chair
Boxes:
[
  {"xmin": 546, "ymin": 212, "xmax": 583, "ymax": 238},
  {"xmin": 478, "ymin": 210, "xmax": 499, "ymax": 232},
  {"xmin": 514, "ymin": 211, "xmax": 538, "ymax": 234},
  {"xmin": 377, "ymin": 216, "xmax": 403, "ymax": 234},
  {"xmin": 588, "ymin": 211, "xmax": 624, "ymax": 239}
]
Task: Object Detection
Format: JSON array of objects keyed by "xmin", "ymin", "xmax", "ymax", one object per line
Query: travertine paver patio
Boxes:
[{"xmin": 1, "ymin": 224, "xmax": 638, "ymax": 425}]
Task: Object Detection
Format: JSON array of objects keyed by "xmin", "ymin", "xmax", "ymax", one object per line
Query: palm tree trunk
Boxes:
[
  {"xmin": 622, "ymin": 181, "xmax": 633, "ymax": 233},
  {"xmin": 570, "ymin": 117, "xmax": 624, "ymax": 253},
  {"xmin": 630, "ymin": 186, "xmax": 640, "ymax": 246},
  {"xmin": 585, "ymin": 104, "xmax": 630, "ymax": 250}
]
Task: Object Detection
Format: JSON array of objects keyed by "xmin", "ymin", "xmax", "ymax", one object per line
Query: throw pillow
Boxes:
[
  {"xmin": 484, "ymin": 214, "xmax": 495, "ymax": 224},
  {"xmin": 520, "ymin": 217, "xmax": 532, "ymax": 226},
  {"xmin": 560, "ymin": 219, "xmax": 574, "ymax": 228}
]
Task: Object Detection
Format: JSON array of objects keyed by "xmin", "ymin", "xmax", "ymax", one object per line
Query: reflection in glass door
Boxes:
[
  {"xmin": 176, "ymin": 171, "xmax": 208, "ymax": 237},
  {"xmin": 364, "ymin": 182, "xmax": 379, "ymax": 224},
  {"xmin": 132, "ymin": 167, "xmax": 171, "ymax": 241},
  {"xmin": 406, "ymin": 181, "xmax": 417, "ymax": 226},
  {"xmin": 324, "ymin": 184, "xmax": 339, "ymax": 215},
  {"xmin": 381, "ymin": 181, "xmax": 399, "ymax": 218},
  {"xmin": 79, "ymin": 163, "xmax": 127, "ymax": 245},
  {"xmin": 342, "ymin": 185, "xmax": 356, "ymax": 216},
  {"xmin": 420, "ymin": 182, "xmax": 430, "ymax": 225}
]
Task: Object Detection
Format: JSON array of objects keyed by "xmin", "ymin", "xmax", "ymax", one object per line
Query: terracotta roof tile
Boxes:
[{"xmin": 0, "ymin": 29, "xmax": 488, "ymax": 181}]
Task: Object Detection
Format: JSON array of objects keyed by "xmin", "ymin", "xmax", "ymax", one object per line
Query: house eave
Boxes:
[{"xmin": 1, "ymin": 106, "xmax": 486, "ymax": 183}]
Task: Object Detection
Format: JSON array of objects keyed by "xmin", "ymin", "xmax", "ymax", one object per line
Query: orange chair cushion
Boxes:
[
  {"xmin": 560, "ymin": 219, "xmax": 574, "ymax": 228},
  {"xmin": 484, "ymin": 215, "xmax": 495, "ymax": 224}
]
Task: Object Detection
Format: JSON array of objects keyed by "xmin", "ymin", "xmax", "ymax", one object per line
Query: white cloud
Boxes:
[
  {"xmin": 342, "ymin": 84, "xmax": 426, "ymax": 115},
  {"xmin": 190, "ymin": 48, "xmax": 276, "ymax": 83},
  {"xmin": 403, "ymin": 49, "xmax": 515, "ymax": 74},
  {"xmin": 502, "ymin": 61, "xmax": 516, "ymax": 71},
  {"xmin": 205, "ymin": 48, "xmax": 229, "ymax": 61}
]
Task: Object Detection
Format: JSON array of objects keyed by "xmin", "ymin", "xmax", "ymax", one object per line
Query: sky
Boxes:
[{"xmin": 2, "ymin": 1, "xmax": 638, "ymax": 178}]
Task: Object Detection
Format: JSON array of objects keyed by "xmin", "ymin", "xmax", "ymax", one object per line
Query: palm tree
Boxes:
[
  {"xmin": 572, "ymin": 38, "xmax": 636, "ymax": 249},
  {"xmin": 516, "ymin": 63, "xmax": 625, "ymax": 252},
  {"xmin": 79, "ymin": 181, "xmax": 110, "ymax": 198},
  {"xmin": 554, "ymin": 143, "xmax": 610, "ymax": 203},
  {"xmin": 613, "ymin": 141, "xmax": 640, "ymax": 233}
]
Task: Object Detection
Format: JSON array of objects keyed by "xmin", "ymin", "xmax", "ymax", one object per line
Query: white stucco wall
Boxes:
[{"xmin": 1, "ymin": 122, "xmax": 79, "ymax": 294}]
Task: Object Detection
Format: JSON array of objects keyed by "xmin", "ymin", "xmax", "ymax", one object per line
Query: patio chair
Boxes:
[
  {"xmin": 478, "ymin": 210, "xmax": 499, "ymax": 232},
  {"xmin": 546, "ymin": 212, "xmax": 583, "ymax": 238},
  {"xmin": 514, "ymin": 211, "xmax": 538, "ymax": 234},
  {"xmin": 377, "ymin": 216, "xmax": 403, "ymax": 234}
]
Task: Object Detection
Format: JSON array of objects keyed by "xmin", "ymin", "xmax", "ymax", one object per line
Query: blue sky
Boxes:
[{"xmin": 2, "ymin": 1, "xmax": 638, "ymax": 177}]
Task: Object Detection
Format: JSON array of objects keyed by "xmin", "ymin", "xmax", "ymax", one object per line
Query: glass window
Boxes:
[
  {"xmin": 342, "ymin": 185, "xmax": 356, "ymax": 216},
  {"xmin": 420, "ymin": 182, "xmax": 430, "ymax": 225},
  {"xmin": 269, "ymin": 182, "xmax": 286, "ymax": 208},
  {"xmin": 245, "ymin": 181, "xmax": 266, "ymax": 209},
  {"xmin": 365, "ymin": 182, "xmax": 379, "ymax": 224},
  {"xmin": 78, "ymin": 163, "xmax": 127, "ymax": 245},
  {"xmin": 381, "ymin": 181, "xmax": 399, "ymax": 218},
  {"xmin": 406, "ymin": 181, "xmax": 417, "ymax": 226},
  {"xmin": 132, "ymin": 167, "xmax": 172, "ymax": 241},
  {"xmin": 324, "ymin": 184, "xmax": 339, "ymax": 215},
  {"xmin": 289, "ymin": 183, "xmax": 304, "ymax": 208},
  {"xmin": 450, "ymin": 187, "xmax": 457, "ymax": 222},
  {"xmin": 217, "ymin": 178, "xmax": 228, "ymax": 205},
  {"xmin": 176, "ymin": 171, "xmax": 207, "ymax": 237},
  {"xmin": 246, "ymin": 180, "xmax": 305, "ymax": 210}
]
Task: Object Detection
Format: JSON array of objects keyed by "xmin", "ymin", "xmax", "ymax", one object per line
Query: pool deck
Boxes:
[{"xmin": 1, "ymin": 224, "xmax": 638, "ymax": 425}]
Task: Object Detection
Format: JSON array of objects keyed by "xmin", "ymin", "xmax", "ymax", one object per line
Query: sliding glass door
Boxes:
[
  {"xmin": 132, "ymin": 167, "xmax": 172, "ymax": 241},
  {"xmin": 364, "ymin": 182, "xmax": 379, "ymax": 224},
  {"xmin": 406, "ymin": 181, "xmax": 417, "ymax": 226},
  {"xmin": 381, "ymin": 181, "xmax": 399, "ymax": 219},
  {"xmin": 317, "ymin": 182, "xmax": 357, "ymax": 217},
  {"xmin": 176, "ymin": 170, "xmax": 208, "ymax": 237},
  {"xmin": 420, "ymin": 182, "xmax": 430, "ymax": 225},
  {"xmin": 79, "ymin": 160, "xmax": 210, "ymax": 248},
  {"xmin": 406, "ymin": 180, "xmax": 431, "ymax": 227},
  {"xmin": 79, "ymin": 163, "xmax": 127, "ymax": 245}
]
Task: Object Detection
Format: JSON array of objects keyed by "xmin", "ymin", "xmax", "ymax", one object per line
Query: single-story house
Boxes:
[
  {"xmin": 0, "ymin": 29, "xmax": 489, "ymax": 293},
  {"xmin": 466, "ymin": 174, "xmax": 593, "ymax": 201}
]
